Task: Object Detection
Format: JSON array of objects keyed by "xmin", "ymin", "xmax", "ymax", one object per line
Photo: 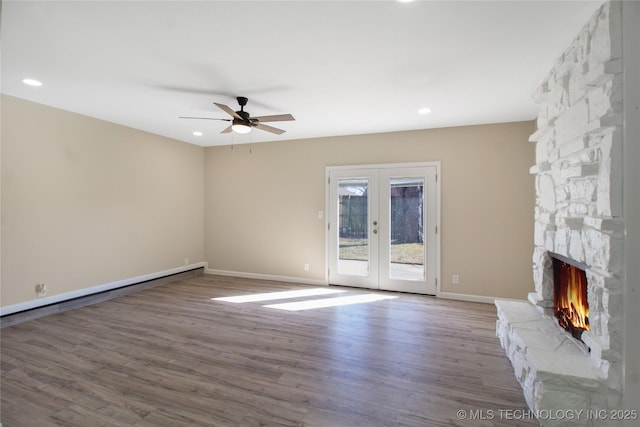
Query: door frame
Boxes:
[{"xmin": 325, "ymin": 162, "xmax": 441, "ymax": 294}]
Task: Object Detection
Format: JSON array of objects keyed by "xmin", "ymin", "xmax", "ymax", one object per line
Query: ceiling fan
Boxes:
[{"xmin": 179, "ymin": 96, "xmax": 295, "ymax": 135}]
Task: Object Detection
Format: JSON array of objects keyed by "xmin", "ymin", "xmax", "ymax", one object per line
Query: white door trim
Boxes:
[{"xmin": 325, "ymin": 162, "xmax": 441, "ymax": 294}]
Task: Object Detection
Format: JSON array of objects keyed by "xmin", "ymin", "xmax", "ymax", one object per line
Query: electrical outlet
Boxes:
[
  {"xmin": 304, "ymin": 264, "xmax": 310, "ymax": 271},
  {"xmin": 452, "ymin": 274, "xmax": 460, "ymax": 285},
  {"xmin": 35, "ymin": 283, "xmax": 47, "ymax": 297},
  {"xmin": 184, "ymin": 258, "xmax": 189, "ymax": 266}
]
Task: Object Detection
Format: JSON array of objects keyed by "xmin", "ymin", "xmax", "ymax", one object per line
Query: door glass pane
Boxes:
[
  {"xmin": 337, "ymin": 179, "xmax": 368, "ymax": 276},
  {"xmin": 389, "ymin": 177, "xmax": 425, "ymax": 281}
]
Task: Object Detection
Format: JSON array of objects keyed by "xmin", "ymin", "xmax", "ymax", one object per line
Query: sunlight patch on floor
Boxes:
[
  {"xmin": 212, "ymin": 288, "xmax": 346, "ymax": 303},
  {"xmin": 212, "ymin": 287, "xmax": 398, "ymax": 311},
  {"xmin": 263, "ymin": 293, "xmax": 398, "ymax": 311}
]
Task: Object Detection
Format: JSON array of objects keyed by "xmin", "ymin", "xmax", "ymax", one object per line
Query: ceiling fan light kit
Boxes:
[
  {"xmin": 179, "ymin": 96, "xmax": 294, "ymax": 136},
  {"xmin": 231, "ymin": 119, "xmax": 252, "ymax": 134}
]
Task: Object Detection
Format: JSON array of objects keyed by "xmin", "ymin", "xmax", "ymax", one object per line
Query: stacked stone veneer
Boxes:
[{"xmin": 496, "ymin": 2, "xmax": 625, "ymax": 426}]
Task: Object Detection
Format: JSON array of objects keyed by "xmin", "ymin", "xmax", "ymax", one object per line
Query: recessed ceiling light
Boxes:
[
  {"xmin": 22, "ymin": 78, "xmax": 43, "ymax": 87},
  {"xmin": 418, "ymin": 107, "xmax": 431, "ymax": 115},
  {"xmin": 193, "ymin": 131, "xmax": 203, "ymax": 136},
  {"xmin": 397, "ymin": 0, "xmax": 416, "ymax": 3}
]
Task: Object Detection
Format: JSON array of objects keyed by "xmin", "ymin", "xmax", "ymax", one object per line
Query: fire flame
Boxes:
[{"xmin": 554, "ymin": 261, "xmax": 590, "ymax": 334}]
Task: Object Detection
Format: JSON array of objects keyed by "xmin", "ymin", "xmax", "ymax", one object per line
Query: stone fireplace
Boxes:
[{"xmin": 495, "ymin": 2, "xmax": 631, "ymax": 426}]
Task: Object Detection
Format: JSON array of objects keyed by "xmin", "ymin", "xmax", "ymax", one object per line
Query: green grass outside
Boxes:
[{"xmin": 339, "ymin": 238, "xmax": 424, "ymax": 265}]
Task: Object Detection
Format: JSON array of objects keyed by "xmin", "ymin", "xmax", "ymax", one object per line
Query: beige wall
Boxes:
[
  {"xmin": 205, "ymin": 121, "xmax": 536, "ymax": 300},
  {"xmin": 0, "ymin": 94, "xmax": 535, "ymax": 308},
  {"xmin": 1, "ymin": 95, "xmax": 205, "ymax": 308}
]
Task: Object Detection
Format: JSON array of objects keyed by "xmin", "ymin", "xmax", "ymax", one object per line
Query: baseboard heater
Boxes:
[{"xmin": 1, "ymin": 264, "xmax": 205, "ymax": 327}]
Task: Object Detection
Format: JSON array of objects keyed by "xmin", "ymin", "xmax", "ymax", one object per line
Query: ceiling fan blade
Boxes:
[
  {"xmin": 254, "ymin": 123, "xmax": 286, "ymax": 135},
  {"xmin": 221, "ymin": 125, "xmax": 233, "ymax": 134},
  {"xmin": 179, "ymin": 116, "xmax": 230, "ymax": 121},
  {"xmin": 214, "ymin": 102, "xmax": 242, "ymax": 120},
  {"xmin": 251, "ymin": 114, "xmax": 295, "ymax": 123}
]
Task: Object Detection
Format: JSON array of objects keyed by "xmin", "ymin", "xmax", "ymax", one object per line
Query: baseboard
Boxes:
[
  {"xmin": 204, "ymin": 269, "xmax": 517, "ymax": 304},
  {"xmin": 205, "ymin": 268, "xmax": 327, "ymax": 287},
  {"xmin": 1, "ymin": 262, "xmax": 207, "ymax": 323},
  {"xmin": 436, "ymin": 291, "xmax": 501, "ymax": 304}
]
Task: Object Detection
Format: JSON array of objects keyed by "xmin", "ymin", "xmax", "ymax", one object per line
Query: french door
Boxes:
[{"xmin": 327, "ymin": 163, "xmax": 439, "ymax": 294}]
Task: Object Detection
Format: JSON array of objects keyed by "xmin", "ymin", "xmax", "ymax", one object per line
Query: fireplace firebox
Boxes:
[{"xmin": 551, "ymin": 253, "xmax": 590, "ymax": 341}]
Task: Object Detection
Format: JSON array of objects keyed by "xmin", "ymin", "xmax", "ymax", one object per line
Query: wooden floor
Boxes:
[{"xmin": 1, "ymin": 274, "xmax": 537, "ymax": 426}]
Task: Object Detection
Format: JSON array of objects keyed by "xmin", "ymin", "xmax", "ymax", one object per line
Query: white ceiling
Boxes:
[{"xmin": 1, "ymin": 0, "xmax": 604, "ymax": 147}]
